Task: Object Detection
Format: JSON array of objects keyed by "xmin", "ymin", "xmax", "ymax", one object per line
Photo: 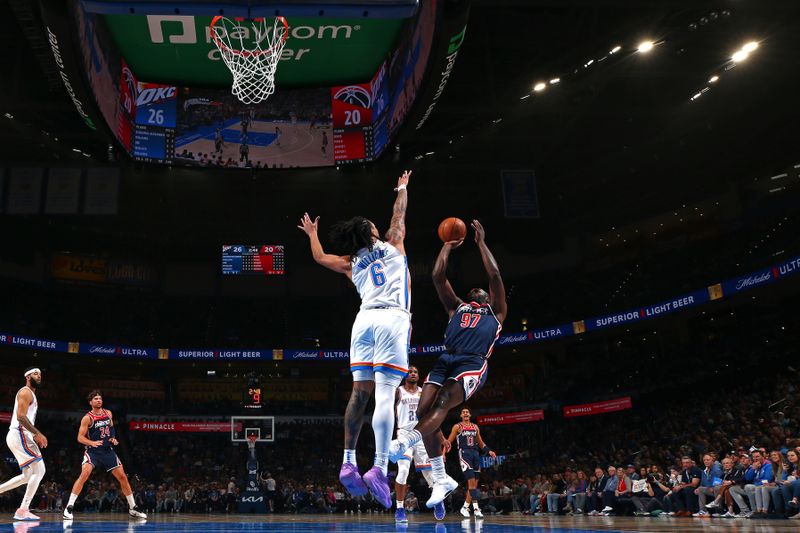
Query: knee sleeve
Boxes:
[
  {"xmin": 396, "ymin": 461, "xmax": 411, "ymax": 485},
  {"xmin": 470, "ymin": 489, "xmax": 480, "ymax": 500}
]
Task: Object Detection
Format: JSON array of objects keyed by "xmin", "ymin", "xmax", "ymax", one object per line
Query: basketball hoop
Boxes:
[
  {"xmin": 210, "ymin": 16, "xmax": 289, "ymax": 105},
  {"xmin": 247, "ymin": 434, "xmax": 258, "ymax": 451}
]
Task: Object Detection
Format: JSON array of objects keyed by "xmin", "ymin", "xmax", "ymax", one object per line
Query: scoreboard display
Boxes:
[
  {"xmin": 331, "ymin": 83, "xmax": 375, "ymax": 164},
  {"xmin": 222, "ymin": 245, "xmax": 285, "ymax": 276}
]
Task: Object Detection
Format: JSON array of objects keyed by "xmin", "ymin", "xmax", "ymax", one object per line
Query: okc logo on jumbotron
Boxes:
[{"xmin": 333, "ymin": 86, "xmax": 371, "ymax": 109}]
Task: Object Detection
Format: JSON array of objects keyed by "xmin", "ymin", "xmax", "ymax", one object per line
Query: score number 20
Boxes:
[{"xmin": 344, "ymin": 110, "xmax": 361, "ymax": 126}]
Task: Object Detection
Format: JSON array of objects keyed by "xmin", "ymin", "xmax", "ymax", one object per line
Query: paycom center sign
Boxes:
[{"xmin": 102, "ymin": 15, "xmax": 405, "ymax": 87}]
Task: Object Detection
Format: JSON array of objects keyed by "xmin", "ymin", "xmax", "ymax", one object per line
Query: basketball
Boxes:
[{"xmin": 438, "ymin": 217, "xmax": 467, "ymax": 242}]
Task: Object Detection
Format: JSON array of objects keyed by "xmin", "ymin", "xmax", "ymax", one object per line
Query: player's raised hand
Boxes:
[
  {"xmin": 34, "ymin": 433, "xmax": 48, "ymax": 449},
  {"xmin": 443, "ymin": 239, "xmax": 464, "ymax": 250},
  {"xmin": 472, "ymin": 219, "xmax": 486, "ymax": 244},
  {"xmin": 394, "ymin": 170, "xmax": 411, "ymax": 191},
  {"xmin": 297, "ymin": 212, "xmax": 320, "ymax": 236}
]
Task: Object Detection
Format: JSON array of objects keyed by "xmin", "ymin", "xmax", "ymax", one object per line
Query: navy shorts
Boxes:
[
  {"xmin": 424, "ymin": 353, "xmax": 488, "ymax": 401},
  {"xmin": 83, "ymin": 447, "xmax": 122, "ymax": 472},
  {"xmin": 459, "ymin": 449, "xmax": 481, "ymax": 479}
]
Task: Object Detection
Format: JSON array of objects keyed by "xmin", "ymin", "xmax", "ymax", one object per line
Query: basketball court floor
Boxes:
[{"xmin": 2, "ymin": 514, "xmax": 797, "ymax": 532}]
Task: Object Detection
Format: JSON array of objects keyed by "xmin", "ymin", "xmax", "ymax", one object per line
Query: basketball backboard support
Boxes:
[{"xmin": 231, "ymin": 415, "xmax": 274, "ymax": 443}]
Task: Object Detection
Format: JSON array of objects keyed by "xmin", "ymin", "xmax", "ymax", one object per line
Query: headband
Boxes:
[{"xmin": 24, "ymin": 368, "xmax": 40, "ymax": 378}]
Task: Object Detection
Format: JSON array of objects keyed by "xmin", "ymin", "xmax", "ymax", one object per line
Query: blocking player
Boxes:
[
  {"xmin": 62, "ymin": 391, "xmax": 147, "ymax": 520},
  {"xmin": 0, "ymin": 368, "xmax": 47, "ymax": 521},
  {"xmin": 297, "ymin": 170, "xmax": 412, "ymax": 509},
  {"xmin": 389, "ymin": 220, "xmax": 506, "ymax": 516},
  {"xmin": 394, "ymin": 366, "xmax": 437, "ymax": 522},
  {"xmin": 448, "ymin": 407, "xmax": 495, "ymax": 518}
]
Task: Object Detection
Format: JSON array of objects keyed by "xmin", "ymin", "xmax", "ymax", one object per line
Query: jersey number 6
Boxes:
[{"xmin": 369, "ymin": 263, "xmax": 386, "ymax": 287}]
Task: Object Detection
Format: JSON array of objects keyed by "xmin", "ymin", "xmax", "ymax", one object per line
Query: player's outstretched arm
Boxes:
[
  {"xmin": 472, "ymin": 220, "xmax": 507, "ymax": 323},
  {"xmin": 16, "ymin": 388, "xmax": 47, "ymax": 448},
  {"xmin": 476, "ymin": 426, "xmax": 497, "ymax": 459},
  {"xmin": 432, "ymin": 240, "xmax": 463, "ymax": 317},
  {"xmin": 385, "ymin": 170, "xmax": 411, "ymax": 254},
  {"xmin": 297, "ymin": 213, "xmax": 352, "ymax": 277},
  {"xmin": 76, "ymin": 415, "xmax": 101, "ymax": 448}
]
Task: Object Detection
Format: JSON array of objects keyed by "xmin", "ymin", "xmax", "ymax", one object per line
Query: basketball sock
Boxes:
[
  {"xmin": 398, "ymin": 430, "xmax": 422, "ymax": 449},
  {"xmin": 462, "ymin": 501, "xmax": 470, "ymax": 509},
  {"xmin": 372, "ymin": 374, "xmax": 400, "ymax": 475},
  {"xmin": 430, "ymin": 455, "xmax": 447, "ymax": 482},
  {"xmin": 126, "ymin": 494, "xmax": 136, "ymax": 508},
  {"xmin": 473, "ymin": 501, "xmax": 480, "ymax": 510},
  {"xmin": 68, "ymin": 493, "xmax": 78, "ymax": 507},
  {"xmin": 421, "ymin": 469, "xmax": 434, "ymax": 488},
  {"xmin": 343, "ymin": 449, "xmax": 358, "ymax": 466},
  {"xmin": 374, "ymin": 452, "xmax": 389, "ymax": 475},
  {"xmin": 396, "ymin": 499, "xmax": 404, "ymax": 510}
]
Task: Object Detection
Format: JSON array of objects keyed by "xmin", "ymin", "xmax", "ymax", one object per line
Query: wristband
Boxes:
[
  {"xmin": 395, "ymin": 184, "xmax": 407, "ymax": 191},
  {"xmin": 481, "ymin": 445, "xmax": 491, "ymax": 455},
  {"xmin": 109, "ymin": 425, "xmax": 116, "ymax": 439}
]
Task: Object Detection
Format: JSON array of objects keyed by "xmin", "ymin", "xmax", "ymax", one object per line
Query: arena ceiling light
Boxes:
[
  {"xmin": 709, "ymin": 75, "xmax": 719, "ymax": 83},
  {"xmin": 742, "ymin": 41, "xmax": 759, "ymax": 53},
  {"xmin": 637, "ymin": 41, "xmax": 654, "ymax": 53},
  {"xmin": 610, "ymin": 45, "xmax": 621, "ymax": 54},
  {"xmin": 731, "ymin": 49, "xmax": 750, "ymax": 62},
  {"xmin": 549, "ymin": 78, "xmax": 560, "ymax": 84},
  {"xmin": 533, "ymin": 82, "xmax": 546, "ymax": 92}
]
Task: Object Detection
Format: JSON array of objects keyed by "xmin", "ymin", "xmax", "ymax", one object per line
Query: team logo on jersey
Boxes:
[{"xmin": 333, "ymin": 85, "xmax": 371, "ymax": 108}]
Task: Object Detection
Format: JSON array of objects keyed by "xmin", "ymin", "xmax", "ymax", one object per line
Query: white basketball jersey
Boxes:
[
  {"xmin": 351, "ymin": 240, "xmax": 410, "ymax": 311},
  {"xmin": 9, "ymin": 387, "xmax": 37, "ymax": 431},
  {"xmin": 396, "ymin": 386, "xmax": 421, "ymax": 431}
]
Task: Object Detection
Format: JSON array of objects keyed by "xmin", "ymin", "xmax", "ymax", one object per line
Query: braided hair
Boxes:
[{"xmin": 329, "ymin": 216, "xmax": 374, "ymax": 257}]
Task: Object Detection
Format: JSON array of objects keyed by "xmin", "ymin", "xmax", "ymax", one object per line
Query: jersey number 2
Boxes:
[
  {"xmin": 369, "ymin": 263, "xmax": 386, "ymax": 287},
  {"xmin": 459, "ymin": 313, "xmax": 481, "ymax": 328}
]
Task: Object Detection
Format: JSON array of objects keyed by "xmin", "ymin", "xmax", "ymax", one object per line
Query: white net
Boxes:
[{"xmin": 210, "ymin": 16, "xmax": 288, "ymax": 105}]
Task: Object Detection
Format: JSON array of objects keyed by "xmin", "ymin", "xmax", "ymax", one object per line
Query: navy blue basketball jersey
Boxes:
[
  {"xmin": 86, "ymin": 410, "xmax": 113, "ymax": 449},
  {"xmin": 443, "ymin": 302, "xmax": 502, "ymax": 358},
  {"xmin": 457, "ymin": 422, "xmax": 479, "ymax": 452}
]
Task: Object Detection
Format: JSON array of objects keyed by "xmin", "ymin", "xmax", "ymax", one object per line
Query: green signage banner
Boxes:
[{"xmin": 102, "ymin": 15, "xmax": 405, "ymax": 87}]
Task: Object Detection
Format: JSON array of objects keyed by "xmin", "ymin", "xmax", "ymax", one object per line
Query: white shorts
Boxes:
[
  {"xmin": 349, "ymin": 308, "xmax": 411, "ymax": 381},
  {"xmin": 6, "ymin": 428, "xmax": 42, "ymax": 470},
  {"xmin": 400, "ymin": 440, "xmax": 431, "ymax": 470}
]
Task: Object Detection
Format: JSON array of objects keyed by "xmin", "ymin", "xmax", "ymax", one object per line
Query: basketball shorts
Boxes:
[
  {"xmin": 459, "ymin": 449, "xmax": 482, "ymax": 479},
  {"xmin": 350, "ymin": 308, "xmax": 411, "ymax": 382},
  {"xmin": 6, "ymin": 428, "xmax": 42, "ymax": 470},
  {"xmin": 83, "ymin": 447, "xmax": 122, "ymax": 472},
  {"xmin": 424, "ymin": 353, "xmax": 488, "ymax": 401},
  {"xmin": 399, "ymin": 440, "xmax": 431, "ymax": 471}
]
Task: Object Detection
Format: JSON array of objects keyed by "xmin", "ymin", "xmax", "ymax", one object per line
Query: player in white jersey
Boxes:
[
  {"xmin": 297, "ymin": 170, "xmax": 411, "ymax": 509},
  {"xmin": 393, "ymin": 366, "xmax": 436, "ymax": 523},
  {"xmin": 0, "ymin": 367, "xmax": 48, "ymax": 521}
]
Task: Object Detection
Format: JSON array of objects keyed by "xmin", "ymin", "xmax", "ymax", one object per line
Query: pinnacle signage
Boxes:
[{"xmin": 102, "ymin": 15, "xmax": 405, "ymax": 87}]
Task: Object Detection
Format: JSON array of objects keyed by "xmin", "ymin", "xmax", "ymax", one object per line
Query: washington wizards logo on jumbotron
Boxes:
[{"xmin": 333, "ymin": 86, "xmax": 371, "ymax": 109}]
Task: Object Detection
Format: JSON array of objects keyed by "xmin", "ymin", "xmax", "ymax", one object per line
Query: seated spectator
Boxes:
[
  {"xmin": 745, "ymin": 450, "xmax": 773, "ymax": 518},
  {"xmin": 706, "ymin": 455, "xmax": 745, "ymax": 517},
  {"xmin": 626, "ymin": 464, "xmax": 640, "ymax": 481},
  {"xmin": 766, "ymin": 450, "xmax": 788, "ymax": 517},
  {"xmin": 694, "ymin": 453, "xmax": 722, "ymax": 516},
  {"xmin": 779, "ymin": 449, "xmax": 800, "ymax": 518},
  {"xmin": 603, "ymin": 465, "xmax": 632, "ymax": 515},
  {"xmin": 729, "ymin": 453, "xmax": 755, "ymax": 516},
  {"xmin": 588, "ymin": 467, "xmax": 611, "ymax": 516},
  {"xmin": 632, "ymin": 472, "xmax": 669, "ymax": 516},
  {"xmin": 546, "ymin": 473, "xmax": 566, "ymax": 514},
  {"xmin": 671, "ymin": 456, "xmax": 702, "ymax": 517},
  {"xmin": 567, "ymin": 470, "xmax": 588, "ymax": 514}
]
